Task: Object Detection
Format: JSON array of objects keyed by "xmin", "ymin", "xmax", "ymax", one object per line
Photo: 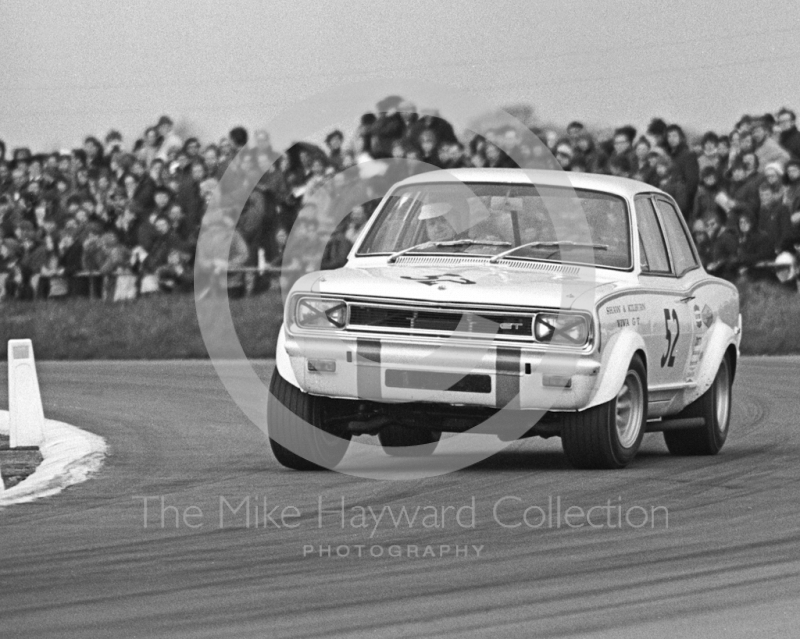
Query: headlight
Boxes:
[
  {"xmin": 295, "ymin": 297, "xmax": 347, "ymax": 329},
  {"xmin": 533, "ymin": 313, "xmax": 589, "ymax": 346}
]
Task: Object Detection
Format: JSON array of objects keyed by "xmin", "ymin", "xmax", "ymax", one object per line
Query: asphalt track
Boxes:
[{"xmin": 1, "ymin": 357, "xmax": 799, "ymax": 638}]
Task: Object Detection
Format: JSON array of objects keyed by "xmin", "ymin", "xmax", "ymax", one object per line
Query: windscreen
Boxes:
[{"xmin": 357, "ymin": 182, "xmax": 631, "ymax": 269}]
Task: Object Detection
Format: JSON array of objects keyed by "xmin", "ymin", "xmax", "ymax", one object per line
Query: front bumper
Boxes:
[{"xmin": 284, "ymin": 330, "xmax": 601, "ymax": 411}]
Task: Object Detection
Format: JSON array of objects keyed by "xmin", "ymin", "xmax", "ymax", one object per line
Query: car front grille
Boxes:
[{"xmin": 347, "ymin": 303, "xmax": 533, "ymax": 340}]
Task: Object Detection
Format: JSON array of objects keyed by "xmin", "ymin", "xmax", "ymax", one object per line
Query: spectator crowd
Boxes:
[{"xmin": 2, "ymin": 95, "xmax": 800, "ymax": 302}]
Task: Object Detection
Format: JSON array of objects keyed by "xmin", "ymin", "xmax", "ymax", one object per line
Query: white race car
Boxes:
[{"xmin": 268, "ymin": 169, "xmax": 740, "ymax": 469}]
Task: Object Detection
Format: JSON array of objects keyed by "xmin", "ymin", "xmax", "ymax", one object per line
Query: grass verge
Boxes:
[
  {"xmin": 739, "ymin": 281, "xmax": 800, "ymax": 355},
  {"xmin": 0, "ymin": 291, "xmax": 284, "ymax": 360}
]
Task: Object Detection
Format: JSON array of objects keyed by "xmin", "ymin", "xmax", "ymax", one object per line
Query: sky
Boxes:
[{"xmin": 1, "ymin": 0, "xmax": 798, "ymax": 152}]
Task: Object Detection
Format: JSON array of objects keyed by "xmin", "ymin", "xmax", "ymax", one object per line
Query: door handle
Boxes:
[{"xmin": 678, "ymin": 296, "xmax": 695, "ymax": 303}]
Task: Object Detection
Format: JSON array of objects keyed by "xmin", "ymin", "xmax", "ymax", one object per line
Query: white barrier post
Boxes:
[{"xmin": 8, "ymin": 339, "xmax": 45, "ymax": 448}]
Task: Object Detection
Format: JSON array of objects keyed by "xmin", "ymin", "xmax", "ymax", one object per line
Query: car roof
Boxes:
[{"xmin": 395, "ymin": 168, "xmax": 666, "ymax": 200}]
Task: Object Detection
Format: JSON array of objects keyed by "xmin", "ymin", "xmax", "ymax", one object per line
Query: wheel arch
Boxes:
[
  {"xmin": 682, "ymin": 321, "xmax": 738, "ymax": 406},
  {"xmin": 585, "ymin": 329, "xmax": 649, "ymax": 409}
]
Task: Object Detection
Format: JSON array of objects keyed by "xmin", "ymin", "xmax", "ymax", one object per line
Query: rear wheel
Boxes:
[
  {"xmin": 664, "ymin": 354, "xmax": 732, "ymax": 455},
  {"xmin": 378, "ymin": 425, "xmax": 441, "ymax": 457},
  {"xmin": 561, "ymin": 356, "xmax": 647, "ymax": 469},
  {"xmin": 267, "ymin": 370, "xmax": 352, "ymax": 470}
]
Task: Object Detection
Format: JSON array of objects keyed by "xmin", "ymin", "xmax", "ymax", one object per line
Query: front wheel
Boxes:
[
  {"xmin": 561, "ymin": 356, "xmax": 647, "ymax": 469},
  {"xmin": 267, "ymin": 370, "xmax": 352, "ymax": 470},
  {"xmin": 663, "ymin": 354, "xmax": 732, "ymax": 455}
]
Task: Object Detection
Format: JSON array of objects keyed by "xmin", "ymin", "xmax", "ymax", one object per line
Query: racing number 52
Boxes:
[{"xmin": 661, "ymin": 308, "xmax": 680, "ymax": 368}]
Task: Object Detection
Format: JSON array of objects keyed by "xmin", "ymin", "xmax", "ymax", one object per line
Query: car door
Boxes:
[
  {"xmin": 651, "ymin": 196, "xmax": 706, "ymax": 386},
  {"xmin": 633, "ymin": 195, "xmax": 695, "ymax": 413}
]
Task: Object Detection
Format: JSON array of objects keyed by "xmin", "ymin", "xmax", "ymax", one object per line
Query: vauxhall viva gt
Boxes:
[{"xmin": 267, "ymin": 169, "xmax": 741, "ymax": 470}]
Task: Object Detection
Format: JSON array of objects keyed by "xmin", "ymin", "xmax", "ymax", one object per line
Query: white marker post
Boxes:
[{"xmin": 8, "ymin": 339, "xmax": 45, "ymax": 448}]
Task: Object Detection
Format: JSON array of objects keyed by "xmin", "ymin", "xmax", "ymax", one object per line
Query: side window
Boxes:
[
  {"xmin": 634, "ymin": 196, "xmax": 671, "ymax": 274},
  {"xmin": 654, "ymin": 198, "xmax": 699, "ymax": 276}
]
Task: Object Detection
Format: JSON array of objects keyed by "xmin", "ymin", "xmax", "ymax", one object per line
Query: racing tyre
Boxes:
[
  {"xmin": 378, "ymin": 425, "xmax": 441, "ymax": 457},
  {"xmin": 267, "ymin": 370, "xmax": 352, "ymax": 470},
  {"xmin": 561, "ymin": 355, "xmax": 647, "ymax": 469},
  {"xmin": 663, "ymin": 354, "xmax": 732, "ymax": 455}
]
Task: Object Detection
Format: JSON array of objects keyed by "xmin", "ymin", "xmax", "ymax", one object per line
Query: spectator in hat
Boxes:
[
  {"xmin": 752, "ymin": 117, "xmax": 790, "ymax": 169},
  {"xmin": 566, "ymin": 121, "xmax": 585, "ymax": 144},
  {"xmin": 395, "ymin": 100, "xmax": 418, "ymax": 136},
  {"xmin": 763, "ymin": 162, "xmax": 785, "ymax": 197},
  {"xmin": 228, "ymin": 126, "xmax": 248, "ymax": 155},
  {"xmin": 407, "ymin": 110, "xmax": 457, "ymax": 150},
  {"xmin": 666, "ymin": 124, "xmax": 700, "ymax": 205},
  {"xmin": 370, "ymin": 96, "xmax": 407, "ymax": 159},
  {"xmin": 156, "ymin": 116, "xmax": 183, "ymax": 162}
]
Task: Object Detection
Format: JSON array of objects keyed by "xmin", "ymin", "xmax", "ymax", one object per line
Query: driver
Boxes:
[
  {"xmin": 419, "ymin": 202, "xmax": 460, "ymax": 241},
  {"xmin": 418, "ymin": 200, "xmax": 492, "ymax": 242}
]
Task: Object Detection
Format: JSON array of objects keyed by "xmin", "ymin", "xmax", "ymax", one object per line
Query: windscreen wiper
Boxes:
[
  {"xmin": 488, "ymin": 240, "xmax": 608, "ymax": 264},
  {"xmin": 388, "ymin": 239, "xmax": 510, "ymax": 264}
]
